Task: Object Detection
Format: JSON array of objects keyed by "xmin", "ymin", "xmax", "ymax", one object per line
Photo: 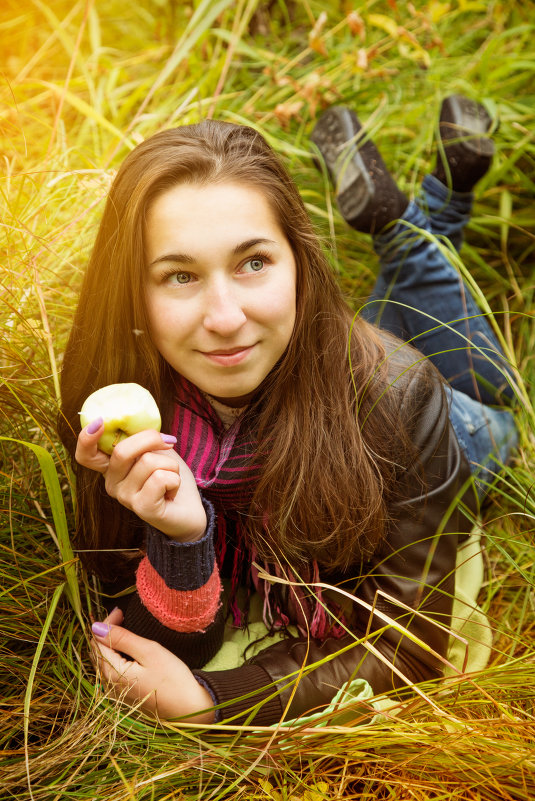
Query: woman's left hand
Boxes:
[{"xmin": 91, "ymin": 608, "xmax": 215, "ymax": 723}]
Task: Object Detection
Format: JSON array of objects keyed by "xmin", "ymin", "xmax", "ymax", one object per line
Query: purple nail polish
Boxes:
[
  {"xmin": 92, "ymin": 621, "xmax": 111, "ymax": 637},
  {"xmin": 160, "ymin": 433, "xmax": 177, "ymax": 444},
  {"xmin": 87, "ymin": 417, "xmax": 103, "ymax": 434}
]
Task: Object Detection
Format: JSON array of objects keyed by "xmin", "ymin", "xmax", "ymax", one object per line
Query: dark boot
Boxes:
[
  {"xmin": 433, "ymin": 94, "xmax": 495, "ymax": 193},
  {"xmin": 310, "ymin": 106, "xmax": 408, "ymax": 234}
]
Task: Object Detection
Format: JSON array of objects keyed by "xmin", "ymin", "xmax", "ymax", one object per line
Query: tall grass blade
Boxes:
[
  {"xmin": 23, "ymin": 581, "xmax": 65, "ymax": 801},
  {"xmin": 1, "ymin": 437, "xmax": 81, "ymax": 620}
]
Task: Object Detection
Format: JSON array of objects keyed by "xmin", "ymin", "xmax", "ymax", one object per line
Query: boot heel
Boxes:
[
  {"xmin": 434, "ymin": 94, "xmax": 495, "ymax": 191},
  {"xmin": 311, "ymin": 106, "xmax": 407, "ymax": 234}
]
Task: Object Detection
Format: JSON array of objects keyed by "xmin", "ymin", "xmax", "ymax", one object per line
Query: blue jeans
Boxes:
[{"xmin": 361, "ymin": 174, "xmax": 518, "ymax": 497}]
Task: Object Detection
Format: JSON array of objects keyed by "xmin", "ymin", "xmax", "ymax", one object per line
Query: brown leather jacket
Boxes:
[{"xmin": 194, "ymin": 339, "xmax": 479, "ymax": 725}]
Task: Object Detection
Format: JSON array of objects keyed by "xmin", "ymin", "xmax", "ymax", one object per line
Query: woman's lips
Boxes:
[{"xmin": 200, "ymin": 344, "xmax": 256, "ymax": 366}]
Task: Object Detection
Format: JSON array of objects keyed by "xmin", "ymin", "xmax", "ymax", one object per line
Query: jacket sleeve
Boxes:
[
  {"xmin": 194, "ymin": 360, "xmax": 479, "ymax": 724},
  {"xmin": 121, "ymin": 498, "xmax": 226, "ymax": 669}
]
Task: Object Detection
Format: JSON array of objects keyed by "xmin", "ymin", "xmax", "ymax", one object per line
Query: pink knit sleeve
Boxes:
[
  {"xmin": 121, "ymin": 498, "xmax": 225, "ymax": 668},
  {"xmin": 136, "ymin": 498, "xmax": 222, "ymax": 632}
]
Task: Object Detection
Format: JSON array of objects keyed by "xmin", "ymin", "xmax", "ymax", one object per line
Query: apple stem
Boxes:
[{"xmin": 112, "ymin": 430, "xmax": 125, "ymax": 448}]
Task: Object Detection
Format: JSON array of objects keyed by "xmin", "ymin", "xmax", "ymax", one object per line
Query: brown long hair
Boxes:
[{"xmin": 59, "ymin": 120, "xmax": 416, "ymax": 581}]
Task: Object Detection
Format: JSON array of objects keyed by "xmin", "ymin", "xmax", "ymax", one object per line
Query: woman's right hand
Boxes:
[{"xmin": 75, "ymin": 422, "xmax": 207, "ymax": 542}]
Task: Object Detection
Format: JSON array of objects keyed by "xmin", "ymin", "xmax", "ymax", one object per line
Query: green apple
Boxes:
[{"xmin": 80, "ymin": 383, "xmax": 161, "ymax": 454}]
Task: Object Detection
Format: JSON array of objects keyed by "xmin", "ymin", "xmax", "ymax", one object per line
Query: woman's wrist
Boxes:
[
  {"xmin": 166, "ymin": 524, "xmax": 206, "ymax": 543},
  {"xmin": 159, "ymin": 496, "xmax": 213, "ymax": 543},
  {"xmin": 159, "ymin": 502, "xmax": 207, "ymax": 542},
  {"xmin": 187, "ymin": 682, "xmax": 216, "ymax": 723}
]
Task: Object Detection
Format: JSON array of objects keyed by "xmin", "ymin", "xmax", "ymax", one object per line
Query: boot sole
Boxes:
[
  {"xmin": 439, "ymin": 94, "xmax": 494, "ymax": 158},
  {"xmin": 310, "ymin": 106, "xmax": 376, "ymax": 225}
]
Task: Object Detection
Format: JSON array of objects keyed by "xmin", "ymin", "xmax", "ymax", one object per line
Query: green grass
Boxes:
[{"xmin": 1, "ymin": 0, "xmax": 535, "ymax": 798}]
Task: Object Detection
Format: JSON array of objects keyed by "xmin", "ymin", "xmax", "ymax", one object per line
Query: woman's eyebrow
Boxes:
[
  {"xmin": 149, "ymin": 238, "xmax": 277, "ymax": 267},
  {"xmin": 233, "ymin": 237, "xmax": 277, "ymax": 254},
  {"xmin": 149, "ymin": 252, "xmax": 195, "ymax": 267}
]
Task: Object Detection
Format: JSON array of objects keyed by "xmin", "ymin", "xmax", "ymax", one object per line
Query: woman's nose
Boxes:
[{"xmin": 202, "ymin": 282, "xmax": 247, "ymax": 336}]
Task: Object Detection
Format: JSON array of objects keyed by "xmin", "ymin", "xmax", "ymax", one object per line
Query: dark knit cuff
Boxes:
[
  {"xmin": 123, "ymin": 596, "xmax": 225, "ymax": 669},
  {"xmin": 193, "ymin": 664, "xmax": 283, "ymax": 726},
  {"xmin": 144, "ymin": 497, "xmax": 216, "ymax": 590}
]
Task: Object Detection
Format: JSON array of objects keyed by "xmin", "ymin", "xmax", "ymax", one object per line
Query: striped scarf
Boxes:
[{"xmin": 171, "ymin": 374, "xmax": 345, "ymax": 639}]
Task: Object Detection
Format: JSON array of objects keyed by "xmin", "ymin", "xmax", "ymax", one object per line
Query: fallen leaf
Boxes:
[
  {"xmin": 357, "ymin": 48, "xmax": 368, "ymax": 70},
  {"xmin": 309, "ymin": 10, "xmax": 328, "ymax": 55},
  {"xmin": 274, "ymin": 100, "xmax": 304, "ymax": 128},
  {"xmin": 347, "ymin": 11, "xmax": 365, "ymax": 39},
  {"xmin": 428, "ymin": 1, "xmax": 451, "ymax": 22},
  {"xmin": 367, "ymin": 12, "xmax": 399, "ymax": 38}
]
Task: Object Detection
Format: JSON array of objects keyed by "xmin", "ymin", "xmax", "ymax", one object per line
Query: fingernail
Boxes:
[
  {"xmin": 92, "ymin": 621, "xmax": 111, "ymax": 637},
  {"xmin": 87, "ymin": 417, "xmax": 103, "ymax": 434},
  {"xmin": 160, "ymin": 433, "xmax": 177, "ymax": 444}
]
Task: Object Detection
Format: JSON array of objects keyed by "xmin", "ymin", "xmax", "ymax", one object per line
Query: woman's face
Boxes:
[{"xmin": 144, "ymin": 181, "xmax": 297, "ymax": 406}]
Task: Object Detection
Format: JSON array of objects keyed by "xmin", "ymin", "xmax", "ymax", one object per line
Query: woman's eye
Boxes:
[
  {"xmin": 167, "ymin": 272, "xmax": 191, "ymax": 285},
  {"xmin": 242, "ymin": 257, "xmax": 265, "ymax": 273}
]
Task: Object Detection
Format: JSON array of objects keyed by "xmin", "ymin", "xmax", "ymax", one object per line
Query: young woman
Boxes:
[{"xmin": 59, "ymin": 95, "xmax": 517, "ymax": 725}]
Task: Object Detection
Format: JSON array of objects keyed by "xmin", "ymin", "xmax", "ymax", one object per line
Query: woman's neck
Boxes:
[{"xmin": 201, "ymin": 392, "xmax": 248, "ymax": 429}]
